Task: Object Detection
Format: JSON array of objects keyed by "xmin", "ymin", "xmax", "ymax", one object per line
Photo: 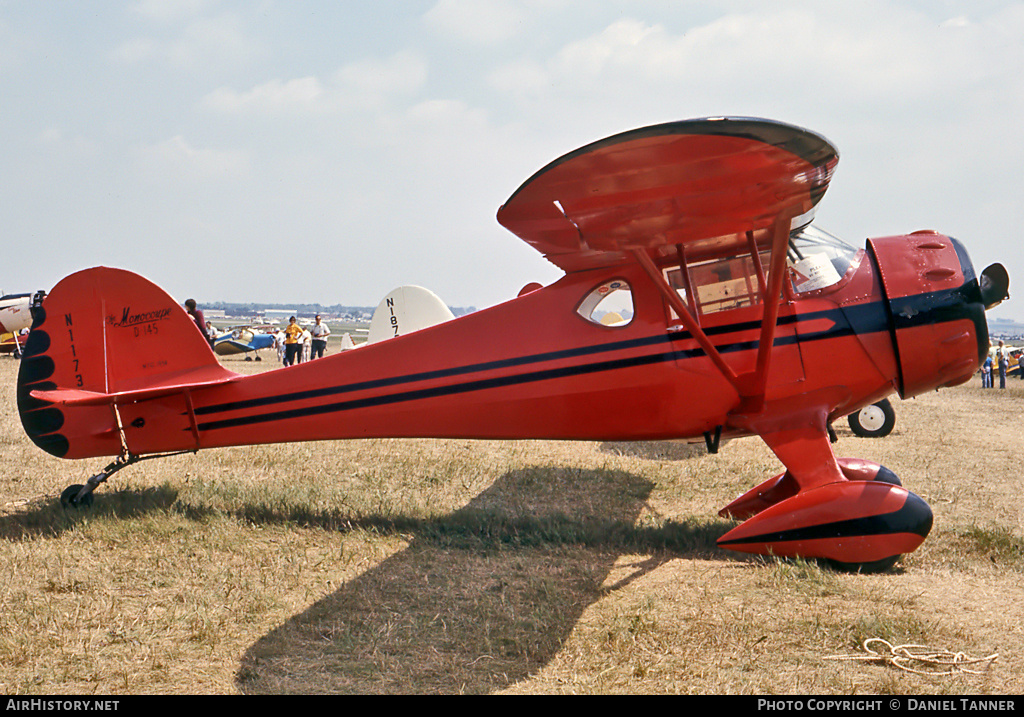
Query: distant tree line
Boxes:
[{"xmin": 205, "ymin": 301, "xmax": 476, "ymax": 319}]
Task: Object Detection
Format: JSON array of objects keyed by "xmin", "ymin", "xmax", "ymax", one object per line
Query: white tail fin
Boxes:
[{"xmin": 366, "ymin": 285, "xmax": 454, "ymax": 344}]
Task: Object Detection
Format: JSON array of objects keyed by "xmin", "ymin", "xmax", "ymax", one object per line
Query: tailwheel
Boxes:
[
  {"xmin": 57, "ymin": 453, "xmax": 139, "ymax": 510},
  {"xmin": 54, "ymin": 450, "xmax": 195, "ymax": 511},
  {"xmin": 60, "ymin": 484, "xmax": 94, "ymax": 509}
]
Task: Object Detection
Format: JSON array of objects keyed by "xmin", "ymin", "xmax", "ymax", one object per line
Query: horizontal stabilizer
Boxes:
[{"xmin": 30, "ymin": 369, "xmax": 239, "ymax": 407}]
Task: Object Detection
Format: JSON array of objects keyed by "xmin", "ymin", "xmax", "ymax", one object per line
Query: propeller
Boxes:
[{"xmin": 980, "ymin": 263, "xmax": 1009, "ymax": 309}]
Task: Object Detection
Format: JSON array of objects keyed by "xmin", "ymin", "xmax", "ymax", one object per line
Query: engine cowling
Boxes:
[{"xmin": 867, "ymin": 232, "xmax": 997, "ymax": 398}]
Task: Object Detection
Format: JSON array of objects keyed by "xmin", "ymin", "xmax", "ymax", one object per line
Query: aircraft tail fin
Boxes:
[
  {"xmin": 366, "ymin": 285, "xmax": 455, "ymax": 344},
  {"xmin": 18, "ymin": 267, "xmax": 237, "ymax": 459}
]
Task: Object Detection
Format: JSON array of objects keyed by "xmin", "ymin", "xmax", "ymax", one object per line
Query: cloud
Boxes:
[
  {"xmin": 423, "ymin": 0, "xmax": 529, "ymax": 45},
  {"xmin": 134, "ymin": 135, "xmax": 249, "ymax": 180},
  {"xmin": 8, "ymin": 1, "xmax": 1024, "ymax": 315},
  {"xmin": 201, "ymin": 51, "xmax": 428, "ymax": 115},
  {"xmin": 0, "ymin": 15, "xmax": 29, "ymax": 71},
  {"xmin": 489, "ymin": 5, "xmax": 1022, "ymax": 111},
  {"xmin": 129, "ymin": 0, "xmax": 221, "ymax": 23},
  {"xmin": 113, "ymin": 6, "xmax": 255, "ymax": 70},
  {"xmin": 37, "ymin": 126, "xmax": 99, "ymax": 157},
  {"xmin": 203, "ymin": 76, "xmax": 326, "ymax": 113}
]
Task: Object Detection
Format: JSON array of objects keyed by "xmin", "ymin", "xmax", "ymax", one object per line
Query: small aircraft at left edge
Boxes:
[
  {"xmin": 1, "ymin": 291, "xmax": 46, "ymax": 356},
  {"xmin": 17, "ymin": 117, "xmax": 1008, "ymax": 572}
]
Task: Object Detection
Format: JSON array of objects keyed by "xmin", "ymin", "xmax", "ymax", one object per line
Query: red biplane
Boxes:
[{"xmin": 17, "ymin": 117, "xmax": 1008, "ymax": 572}]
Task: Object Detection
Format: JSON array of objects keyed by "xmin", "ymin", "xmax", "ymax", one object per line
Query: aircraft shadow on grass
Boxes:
[
  {"xmin": 0, "ymin": 485, "xmax": 177, "ymax": 540},
  {"xmin": 234, "ymin": 465, "xmax": 732, "ymax": 695},
  {"xmin": 599, "ymin": 440, "xmax": 710, "ymax": 462},
  {"xmin": 0, "ymin": 466, "xmax": 731, "ymax": 693}
]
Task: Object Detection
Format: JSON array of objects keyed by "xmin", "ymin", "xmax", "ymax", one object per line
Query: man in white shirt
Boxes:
[{"xmin": 310, "ymin": 314, "xmax": 331, "ymax": 359}]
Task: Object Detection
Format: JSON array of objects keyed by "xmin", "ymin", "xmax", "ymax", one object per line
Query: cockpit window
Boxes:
[
  {"xmin": 665, "ymin": 251, "xmax": 769, "ymax": 316},
  {"xmin": 788, "ymin": 225, "xmax": 859, "ymax": 293},
  {"xmin": 577, "ymin": 280, "xmax": 634, "ymax": 327}
]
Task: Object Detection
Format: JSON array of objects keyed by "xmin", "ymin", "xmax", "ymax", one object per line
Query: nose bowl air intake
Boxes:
[{"xmin": 867, "ymin": 233, "xmax": 999, "ymax": 399}]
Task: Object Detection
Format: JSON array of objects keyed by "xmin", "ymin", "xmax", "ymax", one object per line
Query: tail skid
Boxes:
[{"xmin": 18, "ymin": 267, "xmax": 238, "ymax": 461}]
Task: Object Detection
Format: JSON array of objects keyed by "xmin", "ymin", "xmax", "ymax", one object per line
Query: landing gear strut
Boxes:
[
  {"xmin": 60, "ymin": 454, "xmax": 142, "ymax": 508},
  {"xmin": 59, "ymin": 450, "xmax": 193, "ymax": 509}
]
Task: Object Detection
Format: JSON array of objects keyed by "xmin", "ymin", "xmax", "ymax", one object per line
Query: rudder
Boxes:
[{"xmin": 18, "ymin": 267, "xmax": 234, "ymax": 459}]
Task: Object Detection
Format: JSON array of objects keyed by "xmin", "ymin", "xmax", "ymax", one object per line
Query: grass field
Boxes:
[{"xmin": 1, "ymin": 349, "xmax": 1022, "ymax": 695}]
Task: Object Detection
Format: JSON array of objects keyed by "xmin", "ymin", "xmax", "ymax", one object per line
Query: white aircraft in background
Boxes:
[
  {"xmin": 1, "ymin": 291, "xmax": 45, "ymax": 356},
  {"xmin": 365, "ymin": 285, "xmax": 455, "ymax": 345},
  {"xmin": 335, "ymin": 285, "xmax": 456, "ymax": 352},
  {"xmin": 0, "ymin": 292, "xmax": 36, "ymax": 334}
]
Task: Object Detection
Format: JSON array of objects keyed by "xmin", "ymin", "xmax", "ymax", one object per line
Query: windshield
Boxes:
[{"xmin": 788, "ymin": 225, "xmax": 859, "ymax": 293}]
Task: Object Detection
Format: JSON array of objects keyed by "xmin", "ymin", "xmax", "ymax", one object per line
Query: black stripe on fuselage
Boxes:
[
  {"xmin": 191, "ymin": 302, "xmax": 877, "ymax": 433},
  {"xmin": 197, "ymin": 348, "xmax": 684, "ymax": 432},
  {"xmin": 192, "ymin": 279, "xmax": 974, "ymax": 434},
  {"xmin": 193, "ymin": 276, "xmax": 974, "ymax": 434},
  {"xmin": 192, "ymin": 314, "xmax": 783, "ymax": 418}
]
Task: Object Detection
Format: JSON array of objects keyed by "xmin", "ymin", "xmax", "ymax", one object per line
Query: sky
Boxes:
[{"xmin": 2, "ymin": 0, "xmax": 1024, "ymax": 320}]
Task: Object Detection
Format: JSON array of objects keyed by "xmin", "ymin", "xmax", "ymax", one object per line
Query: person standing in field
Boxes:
[
  {"xmin": 275, "ymin": 329, "xmax": 286, "ymax": 364},
  {"xmin": 283, "ymin": 316, "xmax": 303, "ymax": 366},
  {"xmin": 310, "ymin": 314, "xmax": 330, "ymax": 359},
  {"xmin": 185, "ymin": 298, "xmax": 213, "ymax": 348},
  {"xmin": 998, "ymin": 340, "xmax": 1009, "ymax": 389}
]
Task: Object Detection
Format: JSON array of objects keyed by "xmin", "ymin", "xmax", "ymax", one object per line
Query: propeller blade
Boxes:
[{"xmin": 980, "ymin": 263, "xmax": 1009, "ymax": 309}]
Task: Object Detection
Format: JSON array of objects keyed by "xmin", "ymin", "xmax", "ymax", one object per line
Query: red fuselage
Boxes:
[{"xmin": 22, "ymin": 232, "xmax": 980, "ymax": 461}]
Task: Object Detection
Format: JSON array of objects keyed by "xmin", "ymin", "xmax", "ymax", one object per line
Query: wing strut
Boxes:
[
  {"xmin": 633, "ymin": 211, "xmax": 799, "ymax": 405},
  {"xmin": 747, "ymin": 231, "xmax": 767, "ymax": 298},
  {"xmin": 674, "ymin": 245, "xmax": 700, "ymax": 318},
  {"xmin": 745, "ymin": 212, "xmax": 799, "ymax": 411},
  {"xmin": 631, "ymin": 248, "xmax": 744, "ymax": 395}
]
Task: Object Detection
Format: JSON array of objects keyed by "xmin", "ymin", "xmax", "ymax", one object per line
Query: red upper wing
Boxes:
[{"xmin": 496, "ymin": 117, "xmax": 839, "ymax": 272}]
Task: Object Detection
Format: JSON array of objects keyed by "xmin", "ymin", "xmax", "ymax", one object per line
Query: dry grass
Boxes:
[{"xmin": 1, "ymin": 351, "xmax": 1022, "ymax": 694}]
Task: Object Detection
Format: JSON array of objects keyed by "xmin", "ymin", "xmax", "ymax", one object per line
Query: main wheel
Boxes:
[{"xmin": 848, "ymin": 399, "xmax": 896, "ymax": 438}]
